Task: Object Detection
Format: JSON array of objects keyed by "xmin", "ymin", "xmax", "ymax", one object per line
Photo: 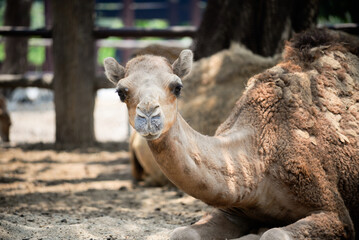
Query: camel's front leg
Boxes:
[
  {"xmin": 170, "ymin": 209, "xmax": 254, "ymax": 240},
  {"xmin": 259, "ymin": 211, "xmax": 354, "ymax": 240}
]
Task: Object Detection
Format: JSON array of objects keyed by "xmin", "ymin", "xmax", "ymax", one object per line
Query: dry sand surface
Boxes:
[{"xmin": 0, "ymin": 91, "xmax": 210, "ymax": 240}]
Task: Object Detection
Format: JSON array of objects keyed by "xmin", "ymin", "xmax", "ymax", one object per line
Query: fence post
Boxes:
[{"xmin": 52, "ymin": 0, "xmax": 96, "ymax": 145}]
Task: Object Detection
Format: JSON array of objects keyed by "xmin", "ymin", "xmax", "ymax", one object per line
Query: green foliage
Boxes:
[
  {"xmin": 135, "ymin": 19, "xmax": 168, "ymax": 29},
  {"xmin": 30, "ymin": 1, "xmax": 45, "ymax": 28},
  {"xmin": 96, "ymin": 17, "xmax": 124, "ymax": 28},
  {"xmin": 135, "ymin": 19, "xmax": 169, "ymax": 40},
  {"xmin": 318, "ymin": 0, "xmax": 357, "ymax": 24},
  {"xmin": 318, "ymin": 14, "xmax": 352, "ymax": 25},
  {"xmin": 0, "ymin": 42, "xmax": 4, "ymax": 61},
  {"xmin": 0, "ymin": 0, "xmax": 5, "ymax": 26},
  {"xmin": 97, "ymin": 47, "xmax": 116, "ymax": 66},
  {"xmin": 96, "ymin": 18, "xmax": 169, "ymax": 30},
  {"xmin": 95, "ymin": 19, "xmax": 170, "ymax": 61},
  {"xmin": 28, "ymin": 46, "xmax": 45, "ymax": 66}
]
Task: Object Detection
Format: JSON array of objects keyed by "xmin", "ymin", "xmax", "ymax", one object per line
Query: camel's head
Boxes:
[{"xmin": 104, "ymin": 50, "xmax": 193, "ymax": 140}]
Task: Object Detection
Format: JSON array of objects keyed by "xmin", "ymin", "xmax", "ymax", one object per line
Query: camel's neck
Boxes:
[{"xmin": 148, "ymin": 114, "xmax": 264, "ymax": 207}]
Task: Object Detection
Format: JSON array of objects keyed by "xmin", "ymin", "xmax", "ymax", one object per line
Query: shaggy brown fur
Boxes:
[{"xmin": 216, "ymin": 29, "xmax": 359, "ymax": 238}]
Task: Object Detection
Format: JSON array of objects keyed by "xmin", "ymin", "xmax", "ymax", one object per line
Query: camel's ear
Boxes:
[
  {"xmin": 103, "ymin": 57, "xmax": 125, "ymax": 84},
  {"xmin": 172, "ymin": 49, "xmax": 193, "ymax": 78}
]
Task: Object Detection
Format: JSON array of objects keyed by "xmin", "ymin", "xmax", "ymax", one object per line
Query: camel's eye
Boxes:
[
  {"xmin": 116, "ymin": 88, "xmax": 128, "ymax": 102},
  {"xmin": 171, "ymin": 83, "xmax": 183, "ymax": 97}
]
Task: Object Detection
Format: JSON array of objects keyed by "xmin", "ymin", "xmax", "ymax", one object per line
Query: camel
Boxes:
[
  {"xmin": 130, "ymin": 44, "xmax": 277, "ymax": 186},
  {"xmin": 0, "ymin": 94, "xmax": 11, "ymax": 142},
  {"xmin": 129, "ymin": 44, "xmax": 185, "ymax": 186},
  {"xmin": 104, "ymin": 29, "xmax": 359, "ymax": 239}
]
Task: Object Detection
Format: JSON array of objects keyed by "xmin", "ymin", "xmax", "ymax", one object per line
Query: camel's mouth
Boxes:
[{"xmin": 141, "ymin": 132, "xmax": 161, "ymax": 140}]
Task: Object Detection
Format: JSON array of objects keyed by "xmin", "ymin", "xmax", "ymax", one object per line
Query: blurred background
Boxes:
[
  {"xmin": 0, "ymin": 0, "xmax": 207, "ymax": 144},
  {"xmin": 0, "ymin": 0, "xmax": 357, "ymax": 145}
]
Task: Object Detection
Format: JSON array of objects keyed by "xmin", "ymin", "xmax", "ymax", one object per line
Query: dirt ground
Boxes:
[{"xmin": 0, "ymin": 92, "xmax": 210, "ymax": 240}]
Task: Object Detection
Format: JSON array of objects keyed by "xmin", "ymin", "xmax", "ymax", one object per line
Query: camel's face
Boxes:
[
  {"xmin": 119, "ymin": 65, "xmax": 182, "ymax": 141},
  {"xmin": 104, "ymin": 50, "xmax": 193, "ymax": 140}
]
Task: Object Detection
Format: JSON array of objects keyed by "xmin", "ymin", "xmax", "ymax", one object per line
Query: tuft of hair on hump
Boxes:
[
  {"xmin": 290, "ymin": 29, "xmax": 333, "ymax": 51},
  {"xmin": 283, "ymin": 28, "xmax": 359, "ymax": 67}
]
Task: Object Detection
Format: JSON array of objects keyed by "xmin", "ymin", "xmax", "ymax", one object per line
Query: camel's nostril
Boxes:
[
  {"xmin": 137, "ymin": 104, "xmax": 160, "ymax": 118},
  {"xmin": 151, "ymin": 114, "xmax": 161, "ymax": 120},
  {"xmin": 148, "ymin": 105, "xmax": 160, "ymax": 116},
  {"xmin": 136, "ymin": 108, "xmax": 147, "ymax": 118}
]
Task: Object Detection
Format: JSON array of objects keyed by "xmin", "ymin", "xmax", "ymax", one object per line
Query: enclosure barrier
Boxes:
[
  {"xmin": 0, "ymin": 26, "xmax": 196, "ymax": 89},
  {"xmin": 0, "ymin": 26, "xmax": 196, "ymax": 38},
  {"xmin": 0, "ymin": 23, "xmax": 358, "ymax": 90}
]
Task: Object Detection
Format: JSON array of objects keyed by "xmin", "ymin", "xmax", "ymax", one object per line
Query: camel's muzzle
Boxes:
[{"xmin": 134, "ymin": 105, "xmax": 164, "ymax": 140}]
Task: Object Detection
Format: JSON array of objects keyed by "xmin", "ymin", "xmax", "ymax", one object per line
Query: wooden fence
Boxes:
[{"xmin": 0, "ymin": 23, "xmax": 358, "ymax": 90}]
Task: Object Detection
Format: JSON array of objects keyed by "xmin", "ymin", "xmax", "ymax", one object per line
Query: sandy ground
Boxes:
[{"xmin": 0, "ymin": 90, "xmax": 210, "ymax": 240}]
